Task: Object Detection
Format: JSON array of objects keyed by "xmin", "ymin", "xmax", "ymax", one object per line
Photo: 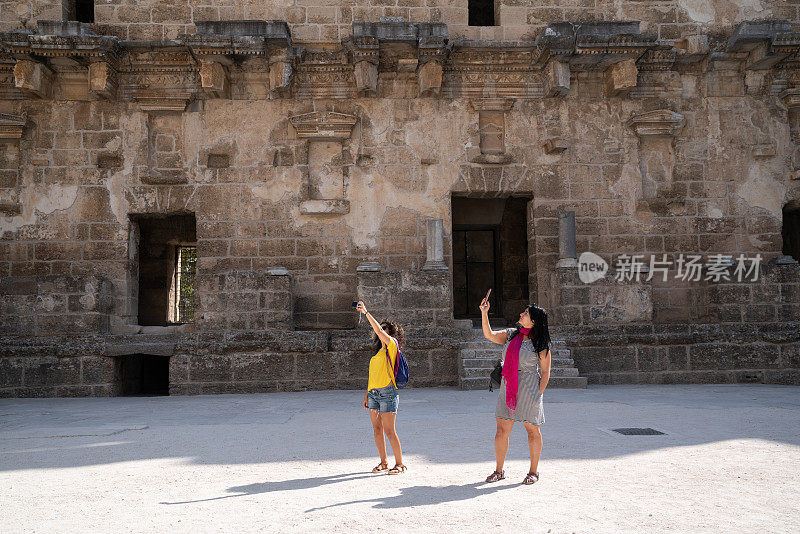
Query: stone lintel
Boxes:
[
  {"xmin": 13, "ymin": 60, "xmax": 53, "ymax": 98},
  {"xmin": 194, "ymin": 20, "xmax": 291, "ymax": 46},
  {"xmin": 299, "ymin": 199, "xmax": 351, "ymax": 215},
  {"xmin": 133, "ymin": 90, "xmax": 194, "ymax": 113},
  {"xmin": 543, "ymin": 138, "xmax": 568, "ymax": 154},
  {"xmin": 606, "ymin": 59, "xmax": 638, "ymax": 97},
  {"xmin": 37, "ymin": 20, "xmax": 96, "ymax": 37},
  {"xmin": 106, "ymin": 343, "xmax": 175, "ymax": 357},
  {"xmin": 627, "ymin": 109, "xmax": 684, "ymax": 138},
  {"xmin": 199, "ymin": 59, "xmax": 228, "ymax": 98},
  {"xmin": 290, "ymin": 111, "xmax": 358, "ymax": 140},
  {"xmin": 469, "ymin": 98, "xmax": 514, "ymax": 112},
  {"xmin": 0, "ymin": 113, "xmax": 26, "ymax": 142},
  {"xmin": 88, "ymin": 61, "xmax": 117, "ymax": 100}
]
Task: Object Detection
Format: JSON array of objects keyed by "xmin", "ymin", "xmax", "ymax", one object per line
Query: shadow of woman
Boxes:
[
  {"xmin": 305, "ymin": 481, "xmax": 517, "ymax": 512},
  {"xmin": 160, "ymin": 472, "xmax": 375, "ymax": 505}
]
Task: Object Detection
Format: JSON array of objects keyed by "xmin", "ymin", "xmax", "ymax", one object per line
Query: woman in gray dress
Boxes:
[{"xmin": 479, "ymin": 291, "xmax": 552, "ymax": 485}]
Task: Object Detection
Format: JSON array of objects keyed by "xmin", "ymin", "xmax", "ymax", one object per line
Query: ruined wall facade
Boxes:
[
  {"xmin": 4, "ymin": 1, "xmax": 800, "ymax": 41},
  {"xmin": 1, "ymin": 13, "xmax": 800, "ymax": 396}
]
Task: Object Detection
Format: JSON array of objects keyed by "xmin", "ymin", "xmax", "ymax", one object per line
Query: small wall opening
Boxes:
[
  {"xmin": 116, "ymin": 354, "xmax": 170, "ymax": 396},
  {"xmin": 452, "ymin": 196, "xmax": 530, "ymax": 325},
  {"xmin": 783, "ymin": 205, "xmax": 800, "ymax": 262},
  {"xmin": 63, "ymin": 1, "xmax": 95, "ymax": 23},
  {"xmin": 130, "ymin": 213, "xmax": 197, "ymax": 326},
  {"xmin": 468, "ymin": 0, "xmax": 495, "ymax": 26}
]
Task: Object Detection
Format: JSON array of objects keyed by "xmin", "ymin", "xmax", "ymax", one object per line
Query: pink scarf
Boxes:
[{"xmin": 502, "ymin": 327, "xmax": 531, "ymax": 410}]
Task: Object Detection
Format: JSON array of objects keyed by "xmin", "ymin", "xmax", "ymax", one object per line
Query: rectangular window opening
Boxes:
[
  {"xmin": 131, "ymin": 214, "xmax": 197, "ymax": 327},
  {"xmin": 468, "ymin": 0, "xmax": 495, "ymax": 27},
  {"xmin": 64, "ymin": 1, "xmax": 95, "ymax": 23}
]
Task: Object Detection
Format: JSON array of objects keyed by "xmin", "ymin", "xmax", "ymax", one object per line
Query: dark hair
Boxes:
[
  {"xmin": 510, "ymin": 305, "xmax": 551, "ymax": 352},
  {"xmin": 372, "ymin": 319, "xmax": 405, "ymax": 352}
]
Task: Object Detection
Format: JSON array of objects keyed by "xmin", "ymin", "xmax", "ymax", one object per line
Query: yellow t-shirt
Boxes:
[{"xmin": 367, "ymin": 336, "xmax": 398, "ymax": 390}]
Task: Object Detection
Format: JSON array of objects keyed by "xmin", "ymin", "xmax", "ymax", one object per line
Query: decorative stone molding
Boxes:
[
  {"xmin": 0, "ymin": 113, "xmax": 25, "ymax": 142},
  {"xmin": 13, "ymin": 60, "xmax": 53, "ymax": 99},
  {"xmin": 88, "ymin": 61, "xmax": 117, "ymax": 100},
  {"xmin": 606, "ymin": 59, "xmax": 638, "ymax": 97},
  {"xmin": 627, "ymin": 109, "xmax": 684, "ymax": 138},
  {"xmin": 290, "ymin": 111, "xmax": 358, "ymax": 140},
  {"xmin": 290, "ymin": 111, "xmax": 357, "ymax": 215},
  {"xmin": 470, "ymin": 99, "xmax": 514, "ymax": 164},
  {"xmin": 133, "ymin": 90, "xmax": 194, "ymax": 113},
  {"xmin": 628, "ymin": 110, "xmax": 684, "ymax": 200},
  {"xmin": 727, "ymin": 20, "xmax": 800, "ymax": 70},
  {"xmin": 199, "ymin": 60, "xmax": 228, "ymax": 98}
]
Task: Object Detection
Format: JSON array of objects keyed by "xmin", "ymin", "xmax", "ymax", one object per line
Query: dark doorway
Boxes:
[
  {"xmin": 452, "ymin": 196, "xmax": 530, "ymax": 325},
  {"xmin": 130, "ymin": 214, "xmax": 197, "ymax": 326},
  {"xmin": 784, "ymin": 206, "xmax": 800, "ymax": 262},
  {"xmin": 117, "ymin": 354, "xmax": 169, "ymax": 396},
  {"xmin": 468, "ymin": 0, "xmax": 495, "ymax": 26}
]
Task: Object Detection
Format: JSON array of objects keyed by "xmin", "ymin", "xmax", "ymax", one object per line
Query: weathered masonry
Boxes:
[{"xmin": 1, "ymin": 3, "xmax": 800, "ymax": 397}]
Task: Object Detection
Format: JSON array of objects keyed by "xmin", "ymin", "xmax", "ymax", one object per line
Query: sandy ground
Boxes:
[{"xmin": 1, "ymin": 385, "xmax": 799, "ymax": 533}]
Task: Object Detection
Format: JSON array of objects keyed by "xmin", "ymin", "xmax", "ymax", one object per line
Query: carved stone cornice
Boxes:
[
  {"xmin": 627, "ymin": 109, "xmax": 684, "ymax": 138},
  {"xmin": 0, "ymin": 113, "xmax": 25, "ymax": 141},
  {"xmin": 781, "ymin": 88, "xmax": 800, "ymax": 110},
  {"xmin": 727, "ymin": 20, "xmax": 800, "ymax": 70},
  {"xmin": 133, "ymin": 89, "xmax": 194, "ymax": 112},
  {"xmin": 290, "ymin": 111, "xmax": 357, "ymax": 140}
]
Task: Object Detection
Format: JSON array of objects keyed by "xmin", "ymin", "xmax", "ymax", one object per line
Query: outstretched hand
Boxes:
[
  {"xmin": 356, "ymin": 301, "xmax": 368, "ymax": 315},
  {"xmin": 479, "ymin": 289, "xmax": 491, "ymax": 314}
]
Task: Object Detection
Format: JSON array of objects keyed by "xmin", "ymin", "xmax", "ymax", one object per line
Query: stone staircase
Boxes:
[{"xmin": 457, "ymin": 328, "xmax": 587, "ymax": 390}]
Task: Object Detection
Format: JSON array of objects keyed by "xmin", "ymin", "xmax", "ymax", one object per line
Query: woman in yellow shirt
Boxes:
[{"xmin": 356, "ymin": 300, "xmax": 407, "ymax": 475}]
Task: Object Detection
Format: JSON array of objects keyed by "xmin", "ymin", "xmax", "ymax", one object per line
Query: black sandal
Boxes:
[{"xmin": 485, "ymin": 470, "xmax": 505, "ymax": 482}]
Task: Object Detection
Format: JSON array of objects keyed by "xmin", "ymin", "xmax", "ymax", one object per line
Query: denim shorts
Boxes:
[{"xmin": 367, "ymin": 384, "xmax": 399, "ymax": 413}]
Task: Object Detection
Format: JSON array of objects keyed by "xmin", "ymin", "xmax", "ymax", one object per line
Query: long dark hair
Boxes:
[
  {"xmin": 372, "ymin": 319, "xmax": 405, "ymax": 352},
  {"xmin": 511, "ymin": 305, "xmax": 551, "ymax": 352}
]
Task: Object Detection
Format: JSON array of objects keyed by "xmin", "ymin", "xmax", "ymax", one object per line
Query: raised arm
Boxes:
[
  {"xmin": 479, "ymin": 289, "xmax": 508, "ymax": 345},
  {"xmin": 538, "ymin": 347, "xmax": 551, "ymax": 394},
  {"xmin": 356, "ymin": 301, "xmax": 394, "ymax": 348}
]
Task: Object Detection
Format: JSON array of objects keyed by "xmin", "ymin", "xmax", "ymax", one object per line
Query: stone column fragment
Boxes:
[
  {"xmin": 557, "ymin": 211, "xmax": 577, "ymax": 267},
  {"xmin": 423, "ymin": 219, "xmax": 447, "ymax": 271}
]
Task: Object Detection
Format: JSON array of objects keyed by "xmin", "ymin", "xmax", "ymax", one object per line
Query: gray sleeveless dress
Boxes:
[{"xmin": 494, "ymin": 328, "xmax": 547, "ymax": 425}]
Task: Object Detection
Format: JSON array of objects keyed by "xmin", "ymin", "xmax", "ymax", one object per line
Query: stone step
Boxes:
[
  {"xmin": 460, "ymin": 375, "xmax": 587, "ymax": 390},
  {"xmin": 458, "ymin": 342, "xmax": 571, "ymax": 356},
  {"xmin": 461, "ymin": 366, "xmax": 579, "ymax": 379},
  {"xmin": 460, "ymin": 357, "xmax": 575, "ymax": 369}
]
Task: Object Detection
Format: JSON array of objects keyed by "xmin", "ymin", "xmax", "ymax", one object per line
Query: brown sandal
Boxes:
[
  {"xmin": 387, "ymin": 464, "xmax": 407, "ymax": 475},
  {"xmin": 485, "ymin": 470, "xmax": 505, "ymax": 483},
  {"xmin": 372, "ymin": 462, "xmax": 388, "ymax": 473}
]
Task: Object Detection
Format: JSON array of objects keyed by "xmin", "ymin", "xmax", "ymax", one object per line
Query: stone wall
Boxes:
[
  {"xmin": 0, "ymin": 17, "xmax": 800, "ymax": 396},
  {"xmin": 4, "ymin": 1, "xmax": 799, "ymax": 41},
  {"xmin": 552, "ymin": 261, "xmax": 800, "ymax": 384}
]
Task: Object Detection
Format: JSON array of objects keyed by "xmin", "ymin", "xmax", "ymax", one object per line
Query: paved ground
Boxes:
[{"xmin": 1, "ymin": 385, "xmax": 799, "ymax": 533}]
